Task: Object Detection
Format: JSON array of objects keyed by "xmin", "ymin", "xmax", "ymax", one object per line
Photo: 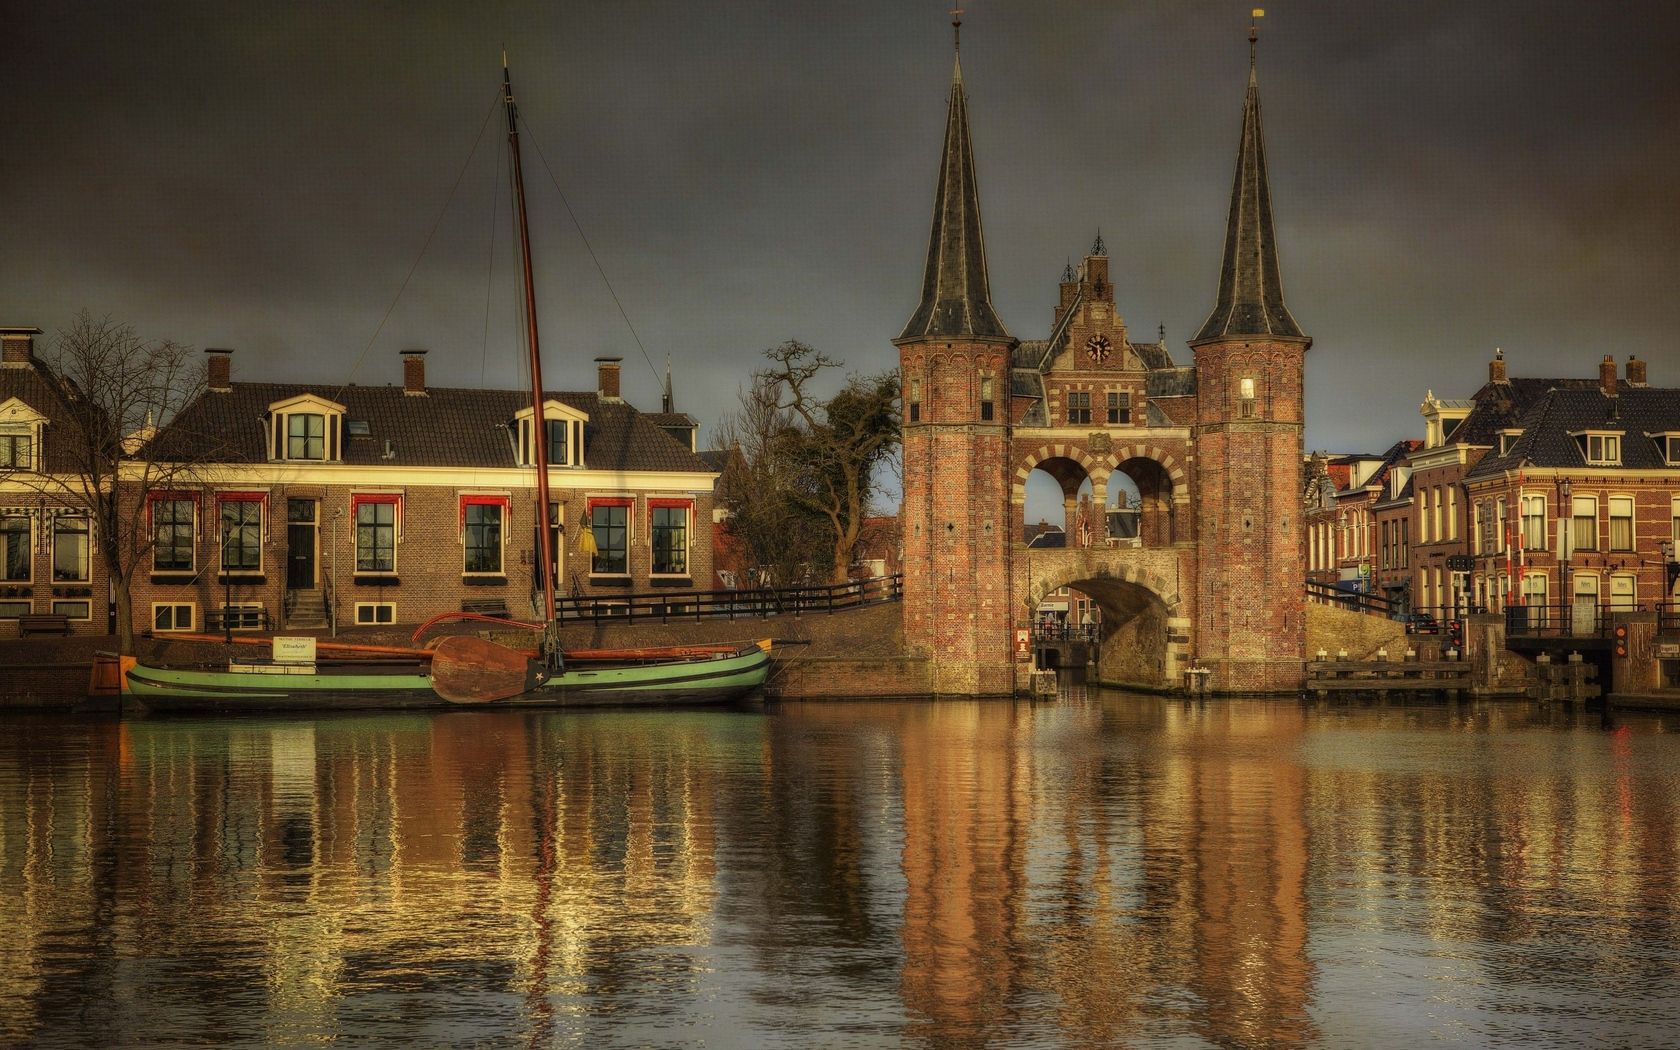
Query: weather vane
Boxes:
[
  {"xmin": 1250, "ymin": 7, "xmax": 1264, "ymax": 59},
  {"xmin": 951, "ymin": 4, "xmax": 964, "ymax": 49}
]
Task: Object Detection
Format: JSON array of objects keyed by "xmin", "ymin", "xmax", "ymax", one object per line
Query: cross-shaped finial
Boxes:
[{"xmin": 950, "ymin": 5, "xmax": 964, "ymax": 49}]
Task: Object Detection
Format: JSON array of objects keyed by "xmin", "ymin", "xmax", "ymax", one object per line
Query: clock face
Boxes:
[{"xmin": 1084, "ymin": 334, "xmax": 1112, "ymax": 363}]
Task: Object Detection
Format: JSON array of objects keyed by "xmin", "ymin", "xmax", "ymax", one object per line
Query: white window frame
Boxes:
[
  {"xmin": 151, "ymin": 497, "xmax": 197, "ymax": 574},
  {"xmin": 267, "ymin": 394, "xmax": 345, "ymax": 463},
  {"xmin": 217, "ymin": 602, "xmax": 267, "ymax": 631},
  {"xmin": 52, "ymin": 515, "xmax": 91, "ymax": 583},
  {"xmin": 218, "ymin": 498, "xmax": 265, "ymax": 575},
  {"xmin": 1, "ymin": 514, "xmax": 31, "ymax": 583},
  {"xmin": 588, "ymin": 498, "xmax": 633, "ymax": 578},
  {"xmin": 513, "ymin": 399, "xmax": 588, "ymax": 470},
  {"xmin": 0, "ymin": 398, "xmax": 47, "ymax": 472},
  {"xmin": 151, "ymin": 602, "xmax": 196, "ymax": 633},
  {"xmin": 649, "ymin": 500, "xmax": 692, "ymax": 578},
  {"xmin": 353, "ymin": 496, "xmax": 400, "ymax": 576},
  {"xmin": 1606, "ymin": 495, "xmax": 1634, "ymax": 552},
  {"xmin": 51, "ymin": 599, "xmax": 92, "ymax": 621},
  {"xmin": 1609, "ymin": 572, "xmax": 1637, "ymax": 611},
  {"xmin": 354, "ymin": 602, "xmax": 396, "ymax": 625},
  {"xmin": 461, "ymin": 500, "xmax": 507, "ymax": 576},
  {"xmin": 1578, "ymin": 431, "xmax": 1622, "ymax": 466},
  {"xmin": 1520, "ymin": 493, "xmax": 1546, "ymax": 552},
  {"xmin": 1572, "ymin": 494, "xmax": 1599, "ymax": 552},
  {"xmin": 0, "ymin": 599, "xmax": 31, "ymax": 619}
]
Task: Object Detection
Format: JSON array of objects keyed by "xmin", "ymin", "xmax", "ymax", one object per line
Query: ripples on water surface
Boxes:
[{"xmin": 1, "ymin": 693, "xmax": 1678, "ymax": 1048}]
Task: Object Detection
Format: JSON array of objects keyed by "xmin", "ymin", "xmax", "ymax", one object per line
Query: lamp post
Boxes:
[
  {"xmin": 1558, "ymin": 477, "xmax": 1573, "ymax": 633},
  {"xmin": 221, "ymin": 523, "xmax": 233, "ymax": 645}
]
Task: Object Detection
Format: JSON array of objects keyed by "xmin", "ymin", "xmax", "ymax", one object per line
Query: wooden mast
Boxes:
[{"xmin": 502, "ymin": 55, "xmax": 559, "ymax": 637}]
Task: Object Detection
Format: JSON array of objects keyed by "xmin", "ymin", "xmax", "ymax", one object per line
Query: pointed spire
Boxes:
[
  {"xmin": 662, "ymin": 355, "xmax": 673, "ymax": 413},
  {"xmin": 1193, "ymin": 19, "xmax": 1303, "ymax": 344},
  {"xmin": 897, "ymin": 10, "xmax": 1009, "ymax": 343}
]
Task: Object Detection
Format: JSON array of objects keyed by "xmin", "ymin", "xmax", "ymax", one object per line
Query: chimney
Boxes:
[
  {"xmin": 0, "ymin": 326, "xmax": 41, "ymax": 368},
  {"xmin": 1627, "ymin": 354, "xmax": 1648, "ymax": 387},
  {"xmin": 595, "ymin": 356, "xmax": 622, "ymax": 401},
  {"xmin": 401, "ymin": 349, "xmax": 427, "ymax": 396},
  {"xmin": 1599, "ymin": 354, "xmax": 1617, "ymax": 396},
  {"xmin": 1488, "ymin": 347, "xmax": 1507, "ymax": 384},
  {"xmin": 206, "ymin": 347, "xmax": 233, "ymax": 392}
]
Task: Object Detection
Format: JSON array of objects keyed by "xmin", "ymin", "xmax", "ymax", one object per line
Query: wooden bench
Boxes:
[
  {"xmin": 461, "ymin": 599, "xmax": 511, "ymax": 619},
  {"xmin": 17, "ymin": 613, "xmax": 71, "ymax": 637}
]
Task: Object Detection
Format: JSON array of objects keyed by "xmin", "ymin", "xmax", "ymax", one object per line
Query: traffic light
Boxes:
[{"xmin": 1614, "ymin": 624, "xmax": 1629, "ymax": 659}]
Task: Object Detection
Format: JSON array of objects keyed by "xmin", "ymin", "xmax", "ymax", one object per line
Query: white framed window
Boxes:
[
  {"xmin": 1522, "ymin": 573, "xmax": 1548, "ymax": 607},
  {"xmin": 152, "ymin": 603, "xmax": 195, "ymax": 632},
  {"xmin": 908, "ymin": 379, "xmax": 920, "ymax": 422},
  {"xmin": 1471, "ymin": 500, "xmax": 1483, "ymax": 555},
  {"xmin": 513, "ymin": 400, "xmax": 588, "ymax": 469},
  {"xmin": 1520, "ymin": 494, "xmax": 1546, "ymax": 552},
  {"xmin": 649, "ymin": 500, "xmax": 691, "ymax": 576},
  {"xmin": 461, "ymin": 497, "xmax": 507, "ymax": 575},
  {"xmin": 1610, "ymin": 573, "xmax": 1637, "ymax": 611},
  {"xmin": 0, "ymin": 428, "xmax": 33, "ymax": 469},
  {"xmin": 52, "ymin": 516, "xmax": 90, "ymax": 582},
  {"xmin": 219, "ymin": 497, "xmax": 264, "ymax": 573},
  {"xmin": 267, "ymin": 394, "xmax": 345, "ymax": 463},
  {"xmin": 979, "ymin": 374, "xmax": 995, "ymax": 422},
  {"xmin": 1572, "ymin": 494, "xmax": 1598, "ymax": 552},
  {"xmin": 1419, "ymin": 488, "xmax": 1431, "ymax": 544},
  {"xmin": 354, "ymin": 602, "xmax": 395, "ymax": 625},
  {"xmin": 0, "ymin": 599, "xmax": 30, "ymax": 619},
  {"xmin": 1238, "ymin": 376, "xmax": 1256, "ymax": 418},
  {"xmin": 353, "ymin": 495, "xmax": 400, "ymax": 574},
  {"xmin": 1608, "ymin": 496, "xmax": 1634, "ymax": 551},
  {"xmin": 1494, "ymin": 497, "xmax": 1507, "ymax": 554},
  {"xmin": 1434, "ymin": 487, "xmax": 1445, "ymax": 544},
  {"xmin": 1446, "ymin": 487, "xmax": 1458, "ymax": 541},
  {"xmin": 1, "ymin": 514, "xmax": 30, "ymax": 582},
  {"xmin": 214, "ymin": 603, "xmax": 266, "ymax": 631},
  {"xmin": 151, "ymin": 496, "xmax": 197, "ymax": 573},
  {"xmin": 589, "ymin": 498, "xmax": 632, "ymax": 576},
  {"xmin": 1665, "ymin": 435, "xmax": 1680, "ymax": 466},
  {"xmin": 1579, "ymin": 432, "xmax": 1621, "ymax": 465},
  {"xmin": 52, "ymin": 599, "xmax": 91, "ymax": 621}
]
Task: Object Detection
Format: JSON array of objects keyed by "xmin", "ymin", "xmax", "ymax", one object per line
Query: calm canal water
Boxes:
[{"xmin": 2, "ymin": 692, "xmax": 1679, "ymax": 1048}]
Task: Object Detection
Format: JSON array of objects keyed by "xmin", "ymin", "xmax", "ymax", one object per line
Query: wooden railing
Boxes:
[{"xmin": 555, "ymin": 574, "xmax": 903, "ymax": 626}]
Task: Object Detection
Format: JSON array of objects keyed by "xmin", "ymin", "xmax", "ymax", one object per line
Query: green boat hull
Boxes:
[{"xmin": 124, "ymin": 645, "xmax": 772, "ymax": 713}]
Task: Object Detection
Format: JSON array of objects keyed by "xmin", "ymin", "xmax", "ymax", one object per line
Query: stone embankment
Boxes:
[{"xmin": 0, "ymin": 602, "xmax": 930, "ymax": 707}]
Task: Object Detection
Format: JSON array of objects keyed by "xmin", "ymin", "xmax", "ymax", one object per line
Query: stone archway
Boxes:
[{"xmin": 1024, "ymin": 558, "xmax": 1189, "ymax": 690}]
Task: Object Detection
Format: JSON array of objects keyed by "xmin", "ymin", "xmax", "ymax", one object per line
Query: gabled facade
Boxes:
[
  {"xmin": 0, "ymin": 328, "xmax": 109, "ymax": 636},
  {"xmin": 128, "ymin": 349, "xmax": 718, "ymax": 635},
  {"xmin": 1462, "ymin": 354, "xmax": 1680, "ymax": 625}
]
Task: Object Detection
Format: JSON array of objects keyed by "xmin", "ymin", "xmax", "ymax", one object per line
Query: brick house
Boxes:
[
  {"xmin": 1303, "ymin": 442, "xmax": 1419, "ymax": 595},
  {"xmin": 128, "ymin": 349, "xmax": 718, "ymax": 636},
  {"xmin": 1407, "ymin": 349, "xmax": 1632, "ymax": 617},
  {"xmin": 1461, "ymin": 354, "xmax": 1679, "ymax": 625},
  {"xmin": 0, "ymin": 328, "xmax": 111, "ymax": 637}
]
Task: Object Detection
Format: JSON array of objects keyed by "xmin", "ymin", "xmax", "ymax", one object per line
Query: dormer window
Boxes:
[
  {"xmin": 1576, "ymin": 431, "xmax": 1621, "ymax": 465},
  {"xmin": 1497, "ymin": 430, "xmax": 1521, "ymax": 456},
  {"xmin": 0, "ymin": 398, "xmax": 47, "ymax": 472},
  {"xmin": 1650, "ymin": 432, "xmax": 1680, "ymax": 466},
  {"xmin": 268, "ymin": 394, "xmax": 345, "ymax": 463},
  {"xmin": 513, "ymin": 400, "xmax": 588, "ymax": 469}
]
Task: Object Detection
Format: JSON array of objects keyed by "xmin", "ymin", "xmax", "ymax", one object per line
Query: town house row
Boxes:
[
  {"xmin": 1307, "ymin": 349, "xmax": 1680, "ymax": 621},
  {"xmin": 1, "ymin": 328, "xmax": 720, "ymax": 638}
]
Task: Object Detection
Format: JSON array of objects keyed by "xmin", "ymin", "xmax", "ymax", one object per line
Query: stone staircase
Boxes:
[{"xmin": 286, "ymin": 587, "xmax": 328, "ymax": 630}]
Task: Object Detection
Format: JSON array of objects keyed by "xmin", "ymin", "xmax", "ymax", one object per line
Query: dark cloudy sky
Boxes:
[{"xmin": 4, "ymin": 1, "xmax": 1678, "ymax": 467}]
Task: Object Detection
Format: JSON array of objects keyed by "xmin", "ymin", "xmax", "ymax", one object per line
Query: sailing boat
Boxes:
[{"xmin": 122, "ymin": 60, "xmax": 772, "ymax": 712}]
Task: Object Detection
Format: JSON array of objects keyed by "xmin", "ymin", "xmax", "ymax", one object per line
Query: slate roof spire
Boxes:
[
  {"xmin": 1193, "ymin": 20, "xmax": 1304, "ymax": 343},
  {"xmin": 897, "ymin": 8, "xmax": 1010, "ymax": 343}
]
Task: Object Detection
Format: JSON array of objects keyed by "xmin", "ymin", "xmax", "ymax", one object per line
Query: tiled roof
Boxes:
[
  {"xmin": 1132, "ymin": 340, "xmax": 1176, "ymax": 371},
  {"xmin": 1146, "ymin": 368, "xmax": 1196, "ymax": 398},
  {"xmin": 149, "ymin": 382, "xmax": 711, "ymax": 473},
  {"xmin": 1466, "ymin": 386, "xmax": 1680, "ymax": 479},
  {"xmin": 1450, "ymin": 377, "xmax": 1612, "ymax": 448},
  {"xmin": 0, "ymin": 360, "xmax": 90, "ymax": 474}
]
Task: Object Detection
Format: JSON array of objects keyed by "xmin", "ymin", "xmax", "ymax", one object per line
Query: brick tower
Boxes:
[
  {"xmin": 1190, "ymin": 28, "xmax": 1311, "ymax": 693},
  {"xmin": 894, "ymin": 18, "xmax": 1018, "ymax": 695}
]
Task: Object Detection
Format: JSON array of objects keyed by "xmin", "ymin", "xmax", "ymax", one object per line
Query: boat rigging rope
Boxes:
[
  {"xmin": 331, "ymin": 88, "xmax": 504, "ymax": 407},
  {"xmin": 519, "ymin": 117, "xmax": 664, "ymax": 393}
]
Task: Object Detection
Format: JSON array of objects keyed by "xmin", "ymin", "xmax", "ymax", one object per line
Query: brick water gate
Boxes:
[{"xmin": 896, "ymin": 21, "xmax": 1309, "ymax": 696}]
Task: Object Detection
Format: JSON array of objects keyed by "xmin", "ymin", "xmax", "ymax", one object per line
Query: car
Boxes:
[{"xmin": 1400, "ymin": 612, "xmax": 1439, "ymax": 635}]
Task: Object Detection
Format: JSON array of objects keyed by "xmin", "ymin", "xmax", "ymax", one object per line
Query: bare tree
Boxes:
[
  {"xmin": 0, "ymin": 313, "xmax": 219, "ymax": 652},
  {"xmin": 751, "ymin": 341, "xmax": 899, "ymax": 583},
  {"xmin": 712, "ymin": 373, "xmax": 832, "ymax": 587}
]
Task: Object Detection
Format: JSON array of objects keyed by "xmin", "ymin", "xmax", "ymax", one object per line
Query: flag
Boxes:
[{"xmin": 579, "ymin": 526, "xmax": 599, "ymax": 556}]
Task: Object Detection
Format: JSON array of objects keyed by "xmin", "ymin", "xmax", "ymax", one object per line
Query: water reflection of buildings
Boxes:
[{"xmin": 0, "ymin": 714, "xmax": 729, "ymax": 1045}]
